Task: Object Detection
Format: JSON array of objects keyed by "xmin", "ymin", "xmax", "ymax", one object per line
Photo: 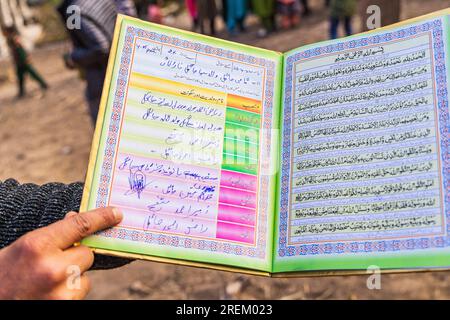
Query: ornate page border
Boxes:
[
  {"xmin": 279, "ymin": 19, "xmax": 450, "ymax": 257},
  {"xmin": 94, "ymin": 25, "xmax": 277, "ymax": 259}
]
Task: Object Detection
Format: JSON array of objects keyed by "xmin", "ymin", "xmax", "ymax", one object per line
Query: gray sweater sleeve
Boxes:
[{"xmin": 0, "ymin": 179, "xmax": 131, "ymax": 270}]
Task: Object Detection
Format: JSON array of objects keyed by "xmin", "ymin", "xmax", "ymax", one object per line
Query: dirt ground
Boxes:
[{"xmin": 1, "ymin": 0, "xmax": 450, "ymax": 300}]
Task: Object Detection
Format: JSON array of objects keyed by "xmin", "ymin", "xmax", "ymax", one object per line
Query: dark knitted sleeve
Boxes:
[{"xmin": 0, "ymin": 179, "xmax": 132, "ymax": 270}]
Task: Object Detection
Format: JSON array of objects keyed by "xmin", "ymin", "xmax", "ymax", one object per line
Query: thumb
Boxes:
[{"xmin": 35, "ymin": 207, "xmax": 123, "ymax": 250}]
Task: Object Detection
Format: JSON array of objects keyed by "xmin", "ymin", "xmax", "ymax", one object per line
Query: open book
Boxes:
[{"xmin": 81, "ymin": 10, "xmax": 450, "ymax": 276}]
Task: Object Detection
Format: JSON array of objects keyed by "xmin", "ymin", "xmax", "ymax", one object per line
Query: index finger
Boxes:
[{"xmin": 36, "ymin": 207, "xmax": 123, "ymax": 249}]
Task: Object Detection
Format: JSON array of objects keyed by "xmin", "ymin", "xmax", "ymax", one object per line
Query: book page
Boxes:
[
  {"xmin": 81, "ymin": 16, "xmax": 282, "ymax": 272},
  {"xmin": 275, "ymin": 16, "xmax": 450, "ymax": 272}
]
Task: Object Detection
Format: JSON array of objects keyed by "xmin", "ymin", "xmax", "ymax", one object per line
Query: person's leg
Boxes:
[
  {"xmin": 236, "ymin": 0, "xmax": 247, "ymax": 32},
  {"xmin": 16, "ymin": 66, "xmax": 25, "ymax": 98},
  {"xmin": 237, "ymin": 17, "xmax": 245, "ymax": 32},
  {"xmin": 262, "ymin": 16, "xmax": 272, "ymax": 31},
  {"xmin": 197, "ymin": 0, "xmax": 206, "ymax": 34},
  {"xmin": 226, "ymin": 0, "xmax": 236, "ymax": 33},
  {"xmin": 208, "ymin": 0, "xmax": 217, "ymax": 35},
  {"xmin": 253, "ymin": 0, "xmax": 272, "ymax": 33},
  {"xmin": 344, "ymin": 16, "xmax": 353, "ymax": 36},
  {"xmin": 222, "ymin": 0, "xmax": 228, "ymax": 23},
  {"xmin": 330, "ymin": 16, "xmax": 339, "ymax": 39},
  {"xmin": 279, "ymin": 3, "xmax": 289, "ymax": 29},
  {"xmin": 87, "ymin": 96, "xmax": 101, "ymax": 124},
  {"xmin": 199, "ymin": 17, "xmax": 205, "ymax": 34},
  {"xmin": 269, "ymin": 0, "xmax": 276, "ymax": 26},
  {"xmin": 192, "ymin": 17, "xmax": 199, "ymax": 31},
  {"xmin": 291, "ymin": 1, "xmax": 300, "ymax": 27},
  {"xmin": 24, "ymin": 64, "xmax": 48, "ymax": 89},
  {"xmin": 85, "ymin": 68, "xmax": 105, "ymax": 124},
  {"xmin": 301, "ymin": 0, "xmax": 310, "ymax": 16},
  {"xmin": 210, "ymin": 17, "xmax": 216, "ymax": 35}
]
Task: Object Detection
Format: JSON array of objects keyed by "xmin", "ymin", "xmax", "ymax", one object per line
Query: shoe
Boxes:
[
  {"xmin": 257, "ymin": 28, "xmax": 268, "ymax": 38},
  {"xmin": 36, "ymin": 90, "xmax": 46, "ymax": 100},
  {"xmin": 15, "ymin": 93, "xmax": 26, "ymax": 100}
]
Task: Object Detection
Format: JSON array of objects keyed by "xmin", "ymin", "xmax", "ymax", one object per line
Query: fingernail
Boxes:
[
  {"xmin": 65, "ymin": 211, "xmax": 77, "ymax": 219},
  {"xmin": 112, "ymin": 207, "xmax": 123, "ymax": 222}
]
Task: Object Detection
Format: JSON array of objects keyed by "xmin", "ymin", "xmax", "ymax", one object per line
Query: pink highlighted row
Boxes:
[
  {"xmin": 116, "ymin": 206, "xmax": 255, "ymax": 244},
  {"xmin": 219, "ymin": 170, "xmax": 257, "ymax": 192},
  {"xmin": 218, "ymin": 204, "xmax": 256, "ymax": 226},
  {"xmin": 215, "ymin": 170, "xmax": 257, "ymax": 243},
  {"xmin": 218, "ymin": 187, "xmax": 257, "ymax": 209},
  {"xmin": 216, "ymin": 222, "xmax": 255, "ymax": 244}
]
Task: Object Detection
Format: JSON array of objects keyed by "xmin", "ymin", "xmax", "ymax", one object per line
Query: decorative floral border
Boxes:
[
  {"xmin": 279, "ymin": 19, "xmax": 450, "ymax": 257},
  {"xmin": 94, "ymin": 25, "xmax": 276, "ymax": 259}
]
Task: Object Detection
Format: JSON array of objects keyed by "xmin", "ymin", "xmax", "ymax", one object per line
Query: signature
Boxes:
[{"xmin": 125, "ymin": 168, "xmax": 153, "ymax": 199}]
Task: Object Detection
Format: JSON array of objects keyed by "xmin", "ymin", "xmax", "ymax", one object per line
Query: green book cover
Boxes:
[{"xmin": 81, "ymin": 9, "xmax": 450, "ymax": 276}]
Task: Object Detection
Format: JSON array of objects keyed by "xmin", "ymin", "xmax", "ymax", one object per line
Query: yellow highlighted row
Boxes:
[
  {"xmin": 130, "ymin": 72, "xmax": 262, "ymax": 114},
  {"xmin": 227, "ymin": 94, "xmax": 261, "ymax": 114}
]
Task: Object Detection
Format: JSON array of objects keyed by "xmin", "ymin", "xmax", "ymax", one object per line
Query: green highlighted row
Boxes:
[
  {"xmin": 225, "ymin": 107, "xmax": 261, "ymax": 129},
  {"xmin": 221, "ymin": 107, "xmax": 261, "ymax": 175}
]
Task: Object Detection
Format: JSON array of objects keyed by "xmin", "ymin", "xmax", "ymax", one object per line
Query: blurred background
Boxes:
[{"xmin": 1, "ymin": 0, "xmax": 450, "ymax": 299}]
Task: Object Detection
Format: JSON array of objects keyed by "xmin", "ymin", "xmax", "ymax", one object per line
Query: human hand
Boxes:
[{"xmin": 0, "ymin": 207, "xmax": 122, "ymax": 300}]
